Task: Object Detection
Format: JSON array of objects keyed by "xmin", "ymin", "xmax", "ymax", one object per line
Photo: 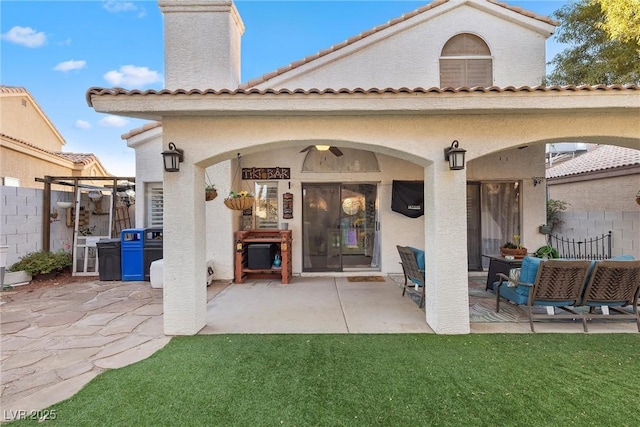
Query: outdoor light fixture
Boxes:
[
  {"xmin": 444, "ymin": 140, "xmax": 466, "ymax": 170},
  {"xmin": 315, "ymin": 145, "xmax": 331, "ymax": 151},
  {"xmin": 162, "ymin": 142, "xmax": 184, "ymax": 172},
  {"xmin": 532, "ymin": 177, "xmax": 545, "ymax": 187}
]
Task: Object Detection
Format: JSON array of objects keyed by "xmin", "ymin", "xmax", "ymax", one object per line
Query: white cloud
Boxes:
[
  {"xmin": 99, "ymin": 116, "xmax": 129, "ymax": 128},
  {"xmin": 54, "ymin": 60, "xmax": 87, "ymax": 72},
  {"xmin": 75, "ymin": 120, "xmax": 92, "ymax": 130},
  {"xmin": 1, "ymin": 26, "xmax": 46, "ymax": 47},
  {"xmin": 103, "ymin": 65, "xmax": 162, "ymax": 87},
  {"xmin": 102, "ymin": 1, "xmax": 147, "ymax": 18}
]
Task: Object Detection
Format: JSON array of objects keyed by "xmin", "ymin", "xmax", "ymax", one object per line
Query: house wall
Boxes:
[
  {"xmin": 0, "ymin": 95, "xmax": 64, "ymax": 152},
  {"xmin": 261, "ymin": 1, "xmax": 550, "ymax": 90},
  {"xmin": 0, "ymin": 147, "xmax": 75, "ymax": 189},
  {"xmin": 129, "ymin": 119, "xmax": 550, "ymax": 279},
  {"xmin": 0, "ymin": 186, "xmax": 73, "ymax": 267}
]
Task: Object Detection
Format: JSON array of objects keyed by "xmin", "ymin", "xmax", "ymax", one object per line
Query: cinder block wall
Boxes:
[
  {"xmin": 555, "ymin": 211, "xmax": 640, "ymax": 259},
  {"xmin": 0, "ymin": 185, "xmax": 73, "ymax": 267}
]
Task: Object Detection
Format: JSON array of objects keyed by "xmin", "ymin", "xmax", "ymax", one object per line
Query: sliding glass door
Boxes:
[{"xmin": 302, "ymin": 183, "xmax": 378, "ymax": 272}]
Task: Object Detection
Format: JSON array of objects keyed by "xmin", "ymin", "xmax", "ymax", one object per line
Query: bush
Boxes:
[{"xmin": 9, "ymin": 250, "xmax": 72, "ymax": 275}]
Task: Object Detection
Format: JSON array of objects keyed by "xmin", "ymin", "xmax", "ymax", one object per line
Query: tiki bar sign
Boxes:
[{"xmin": 242, "ymin": 167, "xmax": 291, "ymax": 180}]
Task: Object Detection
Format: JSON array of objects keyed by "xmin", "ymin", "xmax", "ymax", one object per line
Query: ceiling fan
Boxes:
[{"xmin": 300, "ymin": 145, "xmax": 343, "ymax": 157}]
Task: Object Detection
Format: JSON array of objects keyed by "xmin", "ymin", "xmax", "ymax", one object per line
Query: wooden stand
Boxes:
[{"xmin": 234, "ymin": 229, "xmax": 292, "ymax": 284}]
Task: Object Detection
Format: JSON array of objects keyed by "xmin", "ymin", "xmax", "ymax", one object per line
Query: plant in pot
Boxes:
[
  {"xmin": 224, "ymin": 190, "xmax": 254, "ymax": 211},
  {"xmin": 534, "ymin": 245, "xmax": 559, "ymax": 259},
  {"xmin": 540, "ymin": 199, "xmax": 569, "ymax": 234},
  {"xmin": 500, "ymin": 235, "xmax": 527, "ymax": 258},
  {"xmin": 205, "ymin": 184, "xmax": 218, "ymax": 201},
  {"xmin": 9, "ymin": 250, "xmax": 72, "ymax": 280}
]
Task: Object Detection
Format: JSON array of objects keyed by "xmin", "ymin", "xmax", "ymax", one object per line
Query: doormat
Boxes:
[{"xmin": 347, "ymin": 276, "xmax": 386, "ymax": 282}]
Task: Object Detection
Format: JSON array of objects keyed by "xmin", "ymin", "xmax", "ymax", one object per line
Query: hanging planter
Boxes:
[
  {"xmin": 205, "ymin": 185, "xmax": 218, "ymax": 201},
  {"xmin": 224, "ymin": 191, "xmax": 254, "ymax": 210}
]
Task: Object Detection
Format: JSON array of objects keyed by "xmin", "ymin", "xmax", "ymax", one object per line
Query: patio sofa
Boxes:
[{"xmin": 493, "ymin": 255, "xmax": 640, "ymax": 332}]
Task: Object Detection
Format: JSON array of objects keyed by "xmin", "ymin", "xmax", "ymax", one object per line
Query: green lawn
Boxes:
[{"xmin": 10, "ymin": 334, "xmax": 640, "ymax": 426}]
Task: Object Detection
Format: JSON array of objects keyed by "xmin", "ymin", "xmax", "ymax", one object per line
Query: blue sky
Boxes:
[{"xmin": 1, "ymin": 0, "xmax": 569, "ymax": 176}]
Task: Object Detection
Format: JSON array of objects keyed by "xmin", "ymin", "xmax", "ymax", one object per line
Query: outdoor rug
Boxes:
[{"xmin": 347, "ymin": 276, "xmax": 386, "ymax": 282}]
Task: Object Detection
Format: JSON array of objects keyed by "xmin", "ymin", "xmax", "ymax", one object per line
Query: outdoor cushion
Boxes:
[
  {"xmin": 408, "ymin": 247, "xmax": 425, "ymax": 271},
  {"xmin": 518, "ymin": 256, "xmax": 544, "ymax": 284}
]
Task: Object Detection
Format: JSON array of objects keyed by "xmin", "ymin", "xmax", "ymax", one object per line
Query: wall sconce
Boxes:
[
  {"xmin": 532, "ymin": 177, "xmax": 545, "ymax": 187},
  {"xmin": 444, "ymin": 140, "xmax": 466, "ymax": 170},
  {"xmin": 161, "ymin": 142, "xmax": 184, "ymax": 172}
]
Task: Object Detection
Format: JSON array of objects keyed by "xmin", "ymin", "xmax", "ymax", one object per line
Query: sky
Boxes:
[{"xmin": 1, "ymin": 0, "xmax": 570, "ymax": 177}]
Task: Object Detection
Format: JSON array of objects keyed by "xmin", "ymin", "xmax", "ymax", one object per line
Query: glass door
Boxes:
[{"xmin": 302, "ymin": 183, "xmax": 378, "ymax": 272}]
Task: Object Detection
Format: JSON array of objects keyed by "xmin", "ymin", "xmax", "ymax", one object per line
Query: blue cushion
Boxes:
[
  {"xmin": 611, "ymin": 255, "xmax": 635, "ymax": 261},
  {"xmin": 407, "ymin": 247, "xmax": 425, "ymax": 286},
  {"xmin": 408, "ymin": 247, "xmax": 425, "ymax": 271},
  {"xmin": 519, "ymin": 256, "xmax": 544, "ymax": 284},
  {"xmin": 496, "ymin": 283, "xmax": 528, "ymax": 305}
]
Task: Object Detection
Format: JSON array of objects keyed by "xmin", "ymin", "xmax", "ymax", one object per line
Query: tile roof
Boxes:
[
  {"xmin": 86, "ymin": 84, "xmax": 639, "ymax": 105},
  {"xmin": 546, "ymin": 145, "xmax": 640, "ymax": 179},
  {"xmin": 120, "ymin": 121, "xmax": 162, "ymax": 140},
  {"xmin": 1, "ymin": 132, "xmax": 101, "ymax": 166},
  {"xmin": 240, "ymin": 0, "xmax": 557, "ymax": 89}
]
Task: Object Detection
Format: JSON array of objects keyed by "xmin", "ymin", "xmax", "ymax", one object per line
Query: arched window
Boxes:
[{"xmin": 440, "ymin": 34, "xmax": 493, "ymax": 88}]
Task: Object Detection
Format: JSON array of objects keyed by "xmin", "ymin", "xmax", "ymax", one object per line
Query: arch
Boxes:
[{"xmin": 440, "ymin": 33, "xmax": 492, "ymax": 88}]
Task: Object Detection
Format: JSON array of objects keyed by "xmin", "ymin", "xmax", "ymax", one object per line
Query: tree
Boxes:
[
  {"xmin": 597, "ymin": 0, "xmax": 640, "ymax": 44},
  {"xmin": 545, "ymin": 0, "xmax": 640, "ymax": 85}
]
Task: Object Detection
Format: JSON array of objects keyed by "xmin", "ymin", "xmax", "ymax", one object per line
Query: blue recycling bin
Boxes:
[{"xmin": 121, "ymin": 228, "xmax": 145, "ymax": 281}]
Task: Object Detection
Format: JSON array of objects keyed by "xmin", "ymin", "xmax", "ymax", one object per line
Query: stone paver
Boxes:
[{"xmin": 0, "ymin": 278, "xmax": 168, "ymax": 422}]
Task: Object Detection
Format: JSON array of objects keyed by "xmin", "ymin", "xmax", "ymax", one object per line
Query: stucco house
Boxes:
[
  {"xmin": 87, "ymin": 0, "xmax": 640, "ymax": 335},
  {"xmin": 0, "ymin": 86, "xmax": 110, "ymax": 187}
]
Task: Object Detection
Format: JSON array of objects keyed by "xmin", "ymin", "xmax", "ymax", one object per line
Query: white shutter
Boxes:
[{"xmin": 146, "ymin": 183, "xmax": 164, "ymax": 227}]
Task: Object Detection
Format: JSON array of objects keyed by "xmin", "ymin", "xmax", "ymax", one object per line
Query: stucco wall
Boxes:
[
  {"xmin": 0, "ymin": 186, "xmax": 73, "ymax": 267},
  {"xmin": 0, "ymin": 96, "xmax": 64, "ymax": 152},
  {"xmin": 0, "ymin": 148, "xmax": 74, "ymax": 190},
  {"xmin": 260, "ymin": 1, "xmax": 550, "ymax": 90}
]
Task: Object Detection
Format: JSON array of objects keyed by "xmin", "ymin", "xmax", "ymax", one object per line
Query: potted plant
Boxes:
[
  {"xmin": 224, "ymin": 190, "xmax": 255, "ymax": 211},
  {"xmin": 533, "ymin": 245, "xmax": 559, "ymax": 259},
  {"xmin": 8, "ymin": 250, "xmax": 72, "ymax": 280},
  {"xmin": 541, "ymin": 199, "xmax": 569, "ymax": 234},
  {"xmin": 500, "ymin": 235, "xmax": 527, "ymax": 258},
  {"xmin": 205, "ymin": 184, "xmax": 218, "ymax": 201}
]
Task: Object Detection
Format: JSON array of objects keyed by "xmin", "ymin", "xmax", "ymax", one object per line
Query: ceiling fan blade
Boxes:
[
  {"xmin": 329, "ymin": 146, "xmax": 344, "ymax": 156},
  {"xmin": 299, "ymin": 146, "xmax": 313, "ymax": 153}
]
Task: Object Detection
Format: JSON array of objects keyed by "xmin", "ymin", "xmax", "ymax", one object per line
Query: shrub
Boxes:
[{"xmin": 9, "ymin": 250, "xmax": 72, "ymax": 275}]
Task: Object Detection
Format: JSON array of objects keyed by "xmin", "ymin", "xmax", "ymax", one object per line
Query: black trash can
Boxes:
[
  {"xmin": 143, "ymin": 228, "xmax": 163, "ymax": 281},
  {"xmin": 96, "ymin": 238, "xmax": 122, "ymax": 281}
]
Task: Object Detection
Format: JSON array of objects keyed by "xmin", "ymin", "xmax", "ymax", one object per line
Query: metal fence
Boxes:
[{"xmin": 547, "ymin": 231, "xmax": 612, "ymax": 260}]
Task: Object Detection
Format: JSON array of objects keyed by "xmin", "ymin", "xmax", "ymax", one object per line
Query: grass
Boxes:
[{"xmin": 9, "ymin": 334, "xmax": 640, "ymax": 426}]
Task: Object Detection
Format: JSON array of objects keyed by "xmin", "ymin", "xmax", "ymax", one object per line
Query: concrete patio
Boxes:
[{"xmin": 1, "ymin": 275, "xmax": 637, "ymax": 422}]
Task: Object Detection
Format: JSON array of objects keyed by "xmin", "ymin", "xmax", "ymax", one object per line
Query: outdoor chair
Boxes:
[
  {"xmin": 496, "ymin": 259, "xmax": 591, "ymax": 332},
  {"xmin": 396, "ymin": 245, "xmax": 425, "ymax": 308},
  {"xmin": 580, "ymin": 260, "xmax": 640, "ymax": 332}
]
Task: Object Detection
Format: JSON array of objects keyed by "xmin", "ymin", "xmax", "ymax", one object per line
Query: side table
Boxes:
[{"xmin": 482, "ymin": 254, "xmax": 524, "ymax": 291}]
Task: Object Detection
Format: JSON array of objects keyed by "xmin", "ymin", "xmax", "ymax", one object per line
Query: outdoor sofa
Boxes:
[{"xmin": 493, "ymin": 255, "xmax": 640, "ymax": 332}]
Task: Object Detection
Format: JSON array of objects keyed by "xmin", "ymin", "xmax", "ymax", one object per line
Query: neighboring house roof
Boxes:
[
  {"xmin": 0, "ymin": 85, "xmax": 66, "ymax": 146},
  {"xmin": 546, "ymin": 145, "xmax": 640, "ymax": 179},
  {"xmin": 240, "ymin": 0, "xmax": 558, "ymax": 89},
  {"xmin": 87, "ymin": 84, "xmax": 639, "ymax": 107}
]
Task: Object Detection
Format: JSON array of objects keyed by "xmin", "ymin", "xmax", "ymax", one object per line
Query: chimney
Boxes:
[{"xmin": 159, "ymin": 0, "xmax": 245, "ymax": 90}]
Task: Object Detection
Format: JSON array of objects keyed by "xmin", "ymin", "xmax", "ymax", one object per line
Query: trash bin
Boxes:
[
  {"xmin": 121, "ymin": 228, "xmax": 144, "ymax": 281},
  {"xmin": 96, "ymin": 238, "xmax": 121, "ymax": 281},
  {"xmin": 143, "ymin": 228, "xmax": 163, "ymax": 281}
]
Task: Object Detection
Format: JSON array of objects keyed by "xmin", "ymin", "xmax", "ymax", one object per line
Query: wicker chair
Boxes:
[
  {"xmin": 396, "ymin": 245, "xmax": 425, "ymax": 308},
  {"xmin": 580, "ymin": 260, "xmax": 640, "ymax": 332},
  {"xmin": 496, "ymin": 260, "xmax": 591, "ymax": 332}
]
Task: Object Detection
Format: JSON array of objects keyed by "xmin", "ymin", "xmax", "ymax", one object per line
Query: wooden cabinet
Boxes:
[{"xmin": 234, "ymin": 229, "xmax": 292, "ymax": 284}]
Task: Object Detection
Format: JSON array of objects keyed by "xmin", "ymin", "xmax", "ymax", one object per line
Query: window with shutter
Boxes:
[
  {"xmin": 440, "ymin": 34, "xmax": 492, "ymax": 88},
  {"xmin": 146, "ymin": 183, "xmax": 164, "ymax": 227}
]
